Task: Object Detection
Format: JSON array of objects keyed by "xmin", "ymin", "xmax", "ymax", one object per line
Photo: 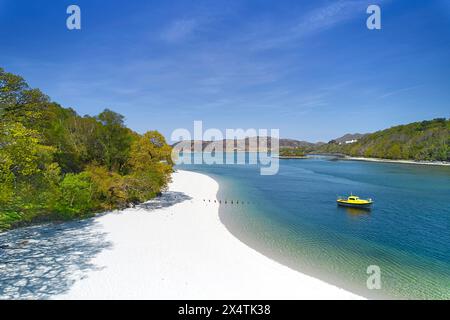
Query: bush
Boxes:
[
  {"xmin": 55, "ymin": 172, "xmax": 94, "ymax": 219},
  {"xmin": 0, "ymin": 212, "xmax": 22, "ymax": 231},
  {"xmin": 85, "ymin": 165, "xmax": 128, "ymax": 210}
]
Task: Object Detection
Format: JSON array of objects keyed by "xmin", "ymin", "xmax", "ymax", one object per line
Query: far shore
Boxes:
[
  {"xmin": 304, "ymin": 153, "xmax": 450, "ymax": 166},
  {"xmin": 277, "ymin": 156, "xmax": 308, "ymax": 159},
  {"xmin": 175, "ymin": 150, "xmax": 450, "ymax": 167},
  {"xmin": 341, "ymin": 156, "xmax": 450, "ymax": 167}
]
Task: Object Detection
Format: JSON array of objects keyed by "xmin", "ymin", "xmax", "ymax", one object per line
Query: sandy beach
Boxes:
[
  {"xmin": 0, "ymin": 170, "xmax": 361, "ymax": 300},
  {"xmin": 49, "ymin": 170, "xmax": 359, "ymax": 299}
]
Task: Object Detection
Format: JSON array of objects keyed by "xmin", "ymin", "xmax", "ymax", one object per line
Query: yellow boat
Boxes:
[{"xmin": 337, "ymin": 195, "xmax": 373, "ymax": 209}]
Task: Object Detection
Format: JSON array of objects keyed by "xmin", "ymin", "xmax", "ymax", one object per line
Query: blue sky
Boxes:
[{"xmin": 1, "ymin": 0, "xmax": 449, "ymax": 142}]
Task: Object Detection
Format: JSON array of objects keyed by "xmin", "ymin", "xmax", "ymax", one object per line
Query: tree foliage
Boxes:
[
  {"xmin": 0, "ymin": 68, "xmax": 173, "ymax": 230},
  {"xmin": 279, "ymin": 147, "xmax": 306, "ymax": 157}
]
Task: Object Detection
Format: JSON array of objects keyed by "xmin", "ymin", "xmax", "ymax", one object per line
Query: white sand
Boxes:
[
  {"xmin": 344, "ymin": 156, "xmax": 450, "ymax": 166},
  {"xmin": 55, "ymin": 170, "xmax": 362, "ymax": 300}
]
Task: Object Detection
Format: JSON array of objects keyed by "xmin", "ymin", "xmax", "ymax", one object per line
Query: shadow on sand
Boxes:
[
  {"xmin": 0, "ymin": 191, "xmax": 191, "ymax": 299},
  {"xmin": 0, "ymin": 219, "xmax": 111, "ymax": 299},
  {"xmin": 137, "ymin": 191, "xmax": 192, "ymax": 211}
]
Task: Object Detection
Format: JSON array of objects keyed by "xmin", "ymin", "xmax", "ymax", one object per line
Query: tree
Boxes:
[
  {"xmin": 85, "ymin": 165, "xmax": 128, "ymax": 209},
  {"xmin": 1, "ymin": 68, "xmax": 174, "ymax": 231},
  {"xmin": 56, "ymin": 172, "xmax": 94, "ymax": 218},
  {"xmin": 128, "ymin": 131, "xmax": 173, "ymax": 171},
  {"xmin": 388, "ymin": 144, "xmax": 402, "ymax": 159},
  {"xmin": 0, "ymin": 122, "xmax": 56, "ymax": 178},
  {"xmin": 125, "ymin": 131, "xmax": 173, "ymax": 202},
  {"xmin": 95, "ymin": 109, "xmax": 134, "ymax": 172},
  {"xmin": 0, "ymin": 67, "xmax": 28, "ymax": 116}
]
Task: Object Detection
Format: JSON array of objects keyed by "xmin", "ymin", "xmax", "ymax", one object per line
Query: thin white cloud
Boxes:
[
  {"xmin": 248, "ymin": 0, "xmax": 387, "ymax": 51},
  {"xmin": 380, "ymin": 85, "xmax": 423, "ymax": 99},
  {"xmin": 161, "ymin": 19, "xmax": 198, "ymax": 43},
  {"xmin": 295, "ymin": 0, "xmax": 363, "ymax": 33}
]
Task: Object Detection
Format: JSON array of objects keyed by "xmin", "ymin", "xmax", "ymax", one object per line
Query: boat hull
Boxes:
[{"xmin": 337, "ymin": 202, "xmax": 373, "ymax": 209}]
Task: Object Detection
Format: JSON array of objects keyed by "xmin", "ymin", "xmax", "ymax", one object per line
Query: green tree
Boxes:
[
  {"xmin": 56, "ymin": 172, "xmax": 94, "ymax": 218},
  {"xmin": 0, "ymin": 67, "xmax": 28, "ymax": 116},
  {"xmin": 1, "ymin": 68, "xmax": 174, "ymax": 231},
  {"xmin": 125, "ymin": 131, "xmax": 173, "ymax": 202},
  {"xmin": 95, "ymin": 109, "xmax": 134, "ymax": 172},
  {"xmin": 85, "ymin": 165, "xmax": 128, "ymax": 209},
  {"xmin": 388, "ymin": 144, "xmax": 402, "ymax": 159}
]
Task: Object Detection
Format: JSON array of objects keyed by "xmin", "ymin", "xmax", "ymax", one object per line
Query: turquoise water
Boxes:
[{"xmin": 178, "ymin": 155, "xmax": 450, "ymax": 299}]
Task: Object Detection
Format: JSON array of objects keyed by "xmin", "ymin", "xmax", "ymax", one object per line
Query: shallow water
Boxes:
[{"xmin": 178, "ymin": 155, "xmax": 450, "ymax": 299}]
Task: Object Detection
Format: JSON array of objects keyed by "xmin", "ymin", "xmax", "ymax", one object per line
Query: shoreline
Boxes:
[
  {"xmin": 305, "ymin": 153, "xmax": 450, "ymax": 166},
  {"xmin": 0, "ymin": 169, "xmax": 362, "ymax": 299},
  {"xmin": 342, "ymin": 156, "xmax": 450, "ymax": 166},
  {"xmin": 215, "ymin": 175, "xmax": 378, "ymax": 300},
  {"xmin": 276, "ymin": 156, "xmax": 308, "ymax": 159}
]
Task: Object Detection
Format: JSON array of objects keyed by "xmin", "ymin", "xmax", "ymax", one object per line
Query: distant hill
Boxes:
[
  {"xmin": 279, "ymin": 139, "xmax": 321, "ymax": 149},
  {"xmin": 330, "ymin": 133, "xmax": 369, "ymax": 145},
  {"xmin": 172, "ymin": 119, "xmax": 450, "ymax": 162},
  {"xmin": 173, "ymin": 137, "xmax": 322, "ymax": 152},
  {"xmin": 317, "ymin": 118, "xmax": 450, "ymax": 161},
  {"xmin": 173, "ymin": 137, "xmax": 275, "ymax": 152}
]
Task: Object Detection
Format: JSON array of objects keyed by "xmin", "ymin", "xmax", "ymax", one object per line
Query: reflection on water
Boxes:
[{"xmin": 340, "ymin": 206, "xmax": 372, "ymax": 217}]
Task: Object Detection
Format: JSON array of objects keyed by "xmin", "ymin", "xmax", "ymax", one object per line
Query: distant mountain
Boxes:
[
  {"xmin": 172, "ymin": 119, "xmax": 450, "ymax": 162},
  {"xmin": 173, "ymin": 137, "xmax": 275, "ymax": 152},
  {"xmin": 317, "ymin": 118, "xmax": 450, "ymax": 161},
  {"xmin": 173, "ymin": 137, "xmax": 321, "ymax": 152},
  {"xmin": 279, "ymin": 139, "xmax": 322, "ymax": 148}
]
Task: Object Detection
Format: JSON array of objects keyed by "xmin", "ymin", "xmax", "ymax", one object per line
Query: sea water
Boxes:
[{"xmin": 178, "ymin": 154, "xmax": 450, "ymax": 299}]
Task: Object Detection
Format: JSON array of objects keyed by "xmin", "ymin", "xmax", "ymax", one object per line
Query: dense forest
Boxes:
[
  {"xmin": 0, "ymin": 68, "xmax": 173, "ymax": 231},
  {"xmin": 316, "ymin": 119, "xmax": 450, "ymax": 161}
]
